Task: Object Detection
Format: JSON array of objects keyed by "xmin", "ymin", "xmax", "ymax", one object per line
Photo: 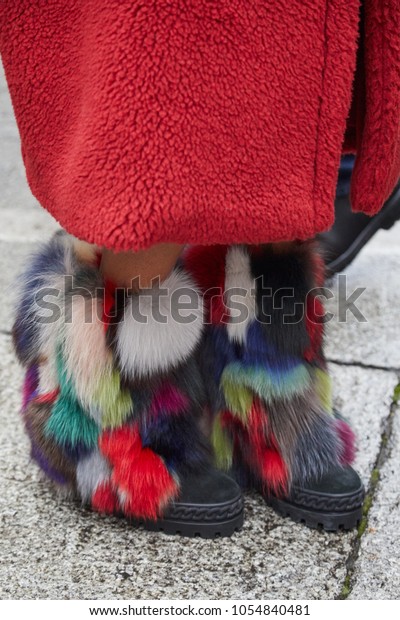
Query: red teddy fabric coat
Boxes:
[{"xmin": 1, "ymin": 1, "xmax": 399, "ymax": 252}]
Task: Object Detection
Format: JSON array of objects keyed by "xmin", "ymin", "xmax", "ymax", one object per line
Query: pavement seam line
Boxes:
[
  {"xmin": 327, "ymin": 358, "xmax": 400, "ymax": 373},
  {"xmin": 336, "ymin": 379, "xmax": 400, "ymax": 600}
]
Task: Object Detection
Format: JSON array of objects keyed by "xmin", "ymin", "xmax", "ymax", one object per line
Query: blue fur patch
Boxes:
[
  {"xmin": 241, "ymin": 321, "xmax": 301, "ymax": 372},
  {"xmin": 13, "ymin": 232, "xmax": 71, "ymax": 365},
  {"xmin": 140, "ymin": 412, "xmax": 211, "ymax": 474}
]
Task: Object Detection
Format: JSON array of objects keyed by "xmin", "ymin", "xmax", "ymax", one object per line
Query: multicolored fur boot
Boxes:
[
  {"xmin": 13, "ymin": 231, "xmax": 243, "ymax": 538},
  {"xmin": 185, "ymin": 242, "xmax": 365, "ymax": 531}
]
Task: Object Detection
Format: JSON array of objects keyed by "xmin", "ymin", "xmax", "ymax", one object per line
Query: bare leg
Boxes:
[{"xmin": 100, "ymin": 243, "xmax": 184, "ymax": 290}]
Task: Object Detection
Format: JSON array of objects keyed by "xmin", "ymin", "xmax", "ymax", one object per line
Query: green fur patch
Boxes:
[
  {"xmin": 221, "ymin": 375, "xmax": 253, "ymax": 421},
  {"xmin": 55, "ymin": 337, "xmax": 133, "ymax": 430},
  {"xmin": 314, "ymin": 368, "xmax": 333, "ymax": 414},
  {"xmin": 211, "ymin": 413, "xmax": 233, "ymax": 471},
  {"xmin": 221, "ymin": 362, "xmax": 311, "ymax": 404},
  {"xmin": 93, "ymin": 370, "xmax": 133, "ymax": 429}
]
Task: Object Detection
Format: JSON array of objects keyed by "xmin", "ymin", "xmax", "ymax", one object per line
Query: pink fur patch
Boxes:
[
  {"xmin": 22, "ymin": 366, "xmax": 39, "ymax": 410},
  {"xmin": 335, "ymin": 419, "xmax": 356, "ymax": 465},
  {"xmin": 149, "ymin": 383, "xmax": 189, "ymax": 418},
  {"xmin": 63, "ymin": 295, "xmax": 112, "ymax": 409}
]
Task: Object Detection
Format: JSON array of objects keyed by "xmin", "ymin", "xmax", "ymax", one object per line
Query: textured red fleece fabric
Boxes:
[
  {"xmin": 0, "ymin": 1, "xmax": 399, "ymax": 251},
  {"xmin": 351, "ymin": 0, "xmax": 400, "ymax": 214}
]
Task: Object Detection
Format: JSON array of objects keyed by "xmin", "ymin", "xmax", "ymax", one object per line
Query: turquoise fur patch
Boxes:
[
  {"xmin": 221, "ymin": 362, "xmax": 312, "ymax": 405},
  {"xmin": 45, "ymin": 345, "xmax": 99, "ymax": 449}
]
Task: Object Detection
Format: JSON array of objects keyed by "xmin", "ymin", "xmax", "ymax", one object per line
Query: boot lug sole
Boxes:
[{"xmin": 267, "ymin": 495, "xmax": 363, "ymax": 532}]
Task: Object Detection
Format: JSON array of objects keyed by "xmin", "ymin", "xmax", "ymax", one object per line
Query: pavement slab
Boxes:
[
  {"xmin": 0, "ymin": 240, "xmax": 39, "ymax": 334},
  {"xmin": 350, "ymin": 405, "xmax": 400, "ymax": 600},
  {"xmin": 325, "ymin": 225, "xmax": 400, "ymax": 371},
  {"xmin": 0, "ymin": 333, "xmax": 397, "ymax": 599}
]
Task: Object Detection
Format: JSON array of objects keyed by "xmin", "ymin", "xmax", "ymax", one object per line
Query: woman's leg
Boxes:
[{"xmin": 100, "ymin": 243, "xmax": 184, "ymax": 290}]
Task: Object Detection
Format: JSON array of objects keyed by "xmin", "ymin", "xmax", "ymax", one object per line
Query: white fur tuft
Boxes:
[
  {"xmin": 225, "ymin": 246, "xmax": 256, "ymax": 343},
  {"xmin": 38, "ymin": 361, "xmax": 59, "ymax": 393},
  {"xmin": 62, "ymin": 295, "xmax": 113, "ymax": 411},
  {"xmin": 116, "ymin": 269, "xmax": 204, "ymax": 378},
  {"xmin": 71, "ymin": 238, "xmax": 99, "ymax": 265},
  {"xmin": 76, "ymin": 451, "xmax": 111, "ymax": 502}
]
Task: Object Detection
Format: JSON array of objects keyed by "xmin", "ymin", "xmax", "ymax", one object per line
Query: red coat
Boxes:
[{"xmin": 1, "ymin": 1, "xmax": 399, "ymax": 252}]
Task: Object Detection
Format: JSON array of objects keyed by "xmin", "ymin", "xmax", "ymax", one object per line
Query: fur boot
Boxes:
[
  {"xmin": 13, "ymin": 231, "xmax": 243, "ymax": 535},
  {"xmin": 184, "ymin": 242, "xmax": 356, "ymax": 497}
]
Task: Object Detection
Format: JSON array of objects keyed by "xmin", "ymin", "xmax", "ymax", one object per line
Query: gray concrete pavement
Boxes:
[
  {"xmin": 1, "ymin": 62, "xmax": 399, "ymax": 600},
  {"xmin": 350, "ymin": 405, "xmax": 400, "ymax": 599}
]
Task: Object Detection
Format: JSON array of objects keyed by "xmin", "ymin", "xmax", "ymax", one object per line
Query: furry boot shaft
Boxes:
[
  {"xmin": 184, "ymin": 242, "xmax": 355, "ymax": 496},
  {"xmin": 14, "ymin": 232, "xmax": 210, "ymax": 520}
]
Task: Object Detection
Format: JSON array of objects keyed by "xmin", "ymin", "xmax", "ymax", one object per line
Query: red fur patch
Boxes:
[
  {"xmin": 246, "ymin": 400, "xmax": 289, "ymax": 494},
  {"xmin": 92, "ymin": 481, "xmax": 119, "ymax": 514},
  {"xmin": 222, "ymin": 400, "xmax": 289, "ymax": 494},
  {"xmin": 247, "ymin": 245, "xmax": 264, "ymax": 257},
  {"xmin": 247, "ymin": 399, "xmax": 269, "ymax": 449},
  {"xmin": 34, "ymin": 389, "xmax": 60, "ymax": 405},
  {"xmin": 312, "ymin": 251, "xmax": 326, "ymax": 288},
  {"xmin": 99, "ymin": 425, "xmax": 179, "ymax": 520},
  {"xmin": 95, "ymin": 250, "xmax": 102, "ymax": 269},
  {"xmin": 184, "ymin": 245, "xmax": 229, "ymax": 325},
  {"xmin": 102, "ymin": 279, "xmax": 117, "ymax": 332},
  {"xmin": 258, "ymin": 447, "xmax": 289, "ymax": 496},
  {"xmin": 220, "ymin": 410, "xmax": 246, "ymax": 445}
]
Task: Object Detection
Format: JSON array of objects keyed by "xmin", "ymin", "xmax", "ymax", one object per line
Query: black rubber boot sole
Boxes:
[
  {"xmin": 129, "ymin": 470, "xmax": 244, "ymax": 538},
  {"xmin": 326, "ymin": 182, "xmax": 400, "ymax": 276},
  {"xmin": 134, "ymin": 494, "xmax": 244, "ymax": 538},
  {"xmin": 267, "ymin": 495, "xmax": 363, "ymax": 532},
  {"xmin": 265, "ymin": 466, "xmax": 365, "ymax": 532}
]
